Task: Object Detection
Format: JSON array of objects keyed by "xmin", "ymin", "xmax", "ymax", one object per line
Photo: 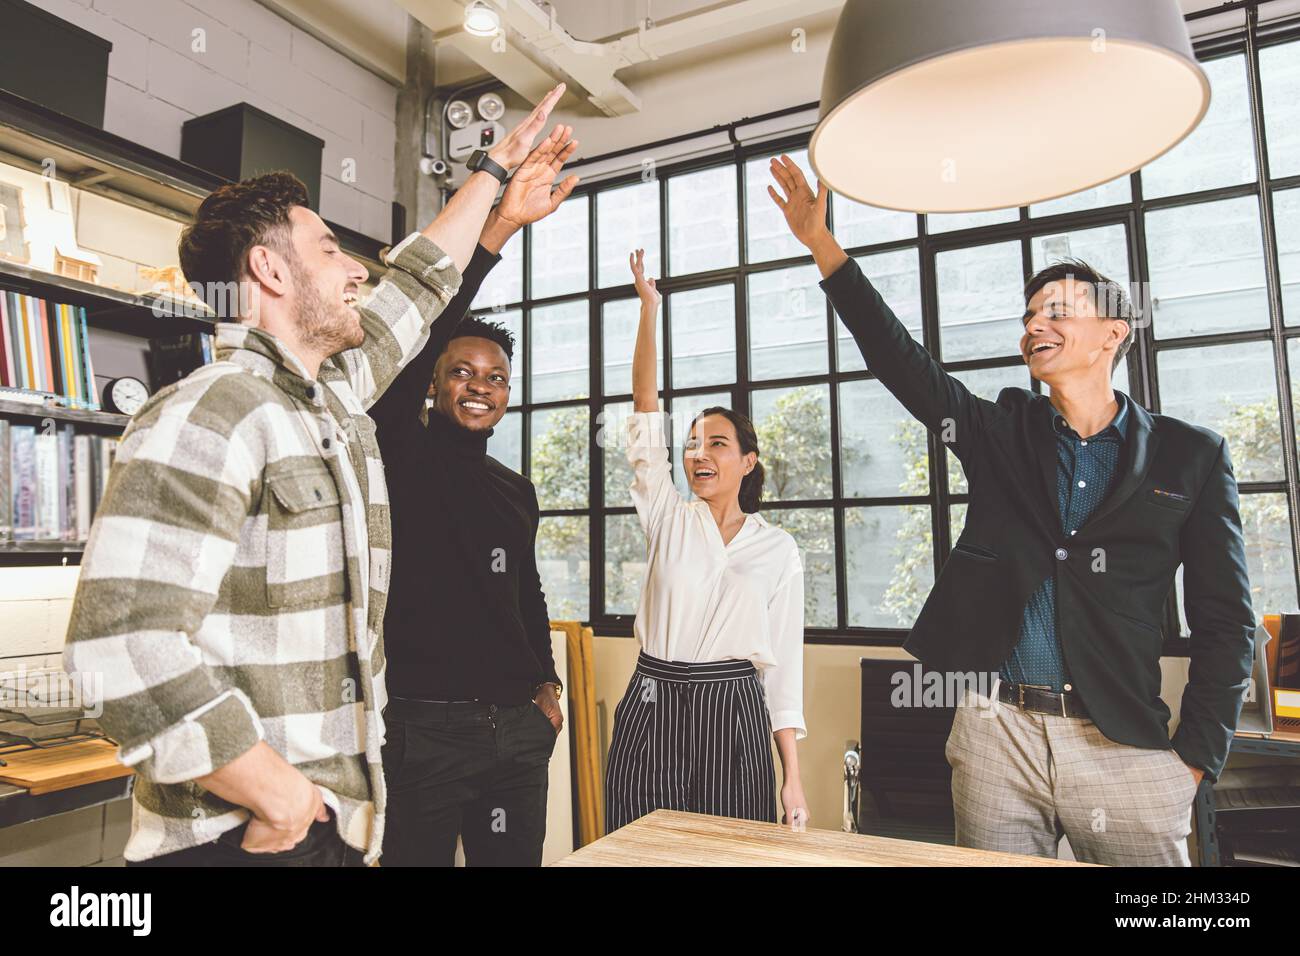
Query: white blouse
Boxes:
[{"xmin": 625, "ymin": 411, "xmax": 807, "ymax": 739}]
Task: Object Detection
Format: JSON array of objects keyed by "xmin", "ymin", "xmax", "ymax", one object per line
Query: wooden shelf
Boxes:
[
  {"xmin": 0, "ymin": 258, "xmax": 215, "ymax": 338},
  {"xmin": 0, "ymin": 396, "xmax": 128, "ymax": 429},
  {"xmin": 0, "ymin": 539, "xmax": 84, "ymax": 551},
  {"xmin": 0, "ymin": 88, "xmax": 388, "ymax": 276}
]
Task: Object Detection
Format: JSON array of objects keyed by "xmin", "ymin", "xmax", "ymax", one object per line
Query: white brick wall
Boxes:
[{"xmin": 27, "ymin": 0, "xmax": 400, "ymax": 238}]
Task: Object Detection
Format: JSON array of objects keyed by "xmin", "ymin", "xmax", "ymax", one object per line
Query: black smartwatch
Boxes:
[{"xmin": 466, "ymin": 149, "xmax": 509, "ymax": 184}]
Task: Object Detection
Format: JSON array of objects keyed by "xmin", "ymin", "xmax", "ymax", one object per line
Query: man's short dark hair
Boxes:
[
  {"xmin": 1024, "ymin": 257, "xmax": 1135, "ymax": 373},
  {"xmin": 178, "ymin": 171, "xmax": 309, "ymax": 291},
  {"xmin": 447, "ymin": 317, "xmax": 515, "ymax": 361}
]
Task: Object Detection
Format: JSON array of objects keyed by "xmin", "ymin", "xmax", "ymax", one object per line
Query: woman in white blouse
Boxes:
[{"xmin": 604, "ymin": 248, "xmax": 809, "ymax": 832}]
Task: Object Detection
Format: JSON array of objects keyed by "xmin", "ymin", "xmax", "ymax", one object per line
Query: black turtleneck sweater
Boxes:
[{"xmin": 369, "ymin": 244, "xmax": 559, "ymax": 703}]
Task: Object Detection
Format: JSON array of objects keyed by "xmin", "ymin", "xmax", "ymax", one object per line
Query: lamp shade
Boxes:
[{"xmin": 809, "ymin": 0, "xmax": 1209, "ymax": 213}]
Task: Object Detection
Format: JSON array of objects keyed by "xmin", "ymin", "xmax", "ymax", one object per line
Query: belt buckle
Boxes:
[
  {"xmin": 1017, "ymin": 683, "xmax": 1026, "ymax": 710},
  {"xmin": 1059, "ymin": 690, "xmax": 1067, "ymax": 718}
]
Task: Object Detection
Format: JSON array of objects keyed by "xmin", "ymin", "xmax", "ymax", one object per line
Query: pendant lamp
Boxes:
[{"xmin": 809, "ymin": 0, "xmax": 1210, "ymax": 212}]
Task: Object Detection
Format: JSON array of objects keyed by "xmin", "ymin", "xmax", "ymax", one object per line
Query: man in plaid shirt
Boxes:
[{"xmin": 63, "ymin": 86, "xmax": 569, "ymax": 867}]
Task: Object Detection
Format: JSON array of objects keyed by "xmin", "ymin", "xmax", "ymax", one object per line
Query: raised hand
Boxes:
[
  {"xmin": 629, "ymin": 247, "xmax": 660, "ymax": 308},
  {"xmin": 768, "ymin": 154, "xmax": 846, "ymax": 279},
  {"xmin": 493, "ymin": 124, "xmax": 580, "ymax": 230},
  {"xmin": 767, "ymin": 154, "xmax": 830, "ymax": 250},
  {"xmin": 487, "ymin": 83, "xmax": 567, "ymax": 173}
]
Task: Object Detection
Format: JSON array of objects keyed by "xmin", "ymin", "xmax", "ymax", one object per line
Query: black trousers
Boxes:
[
  {"xmin": 380, "ymin": 696, "xmax": 557, "ymax": 867},
  {"xmin": 126, "ymin": 809, "xmax": 365, "ymax": 867},
  {"xmin": 604, "ymin": 651, "xmax": 777, "ymax": 832}
]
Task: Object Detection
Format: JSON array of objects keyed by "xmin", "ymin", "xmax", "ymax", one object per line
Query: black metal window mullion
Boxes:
[
  {"xmin": 1244, "ymin": 4, "xmax": 1300, "ymax": 606},
  {"xmin": 513, "ymin": 6, "xmax": 1300, "ymax": 643}
]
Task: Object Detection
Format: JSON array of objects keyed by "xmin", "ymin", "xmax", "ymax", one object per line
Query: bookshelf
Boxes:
[
  {"xmin": 0, "ymin": 398, "xmax": 127, "ymax": 430},
  {"xmin": 0, "ymin": 89, "xmax": 389, "ymax": 566}
]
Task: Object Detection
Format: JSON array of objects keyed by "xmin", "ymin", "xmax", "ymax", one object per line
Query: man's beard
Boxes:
[{"xmin": 289, "ymin": 256, "xmax": 363, "ymax": 355}]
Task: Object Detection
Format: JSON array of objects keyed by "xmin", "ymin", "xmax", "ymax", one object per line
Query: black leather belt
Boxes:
[{"xmin": 997, "ymin": 680, "xmax": 1090, "ymax": 719}]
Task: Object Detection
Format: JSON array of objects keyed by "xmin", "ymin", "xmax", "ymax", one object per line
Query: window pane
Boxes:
[
  {"xmin": 745, "ymin": 149, "xmax": 816, "ymax": 263},
  {"xmin": 668, "ymin": 165, "xmax": 738, "ymax": 275},
  {"xmin": 602, "ymin": 297, "xmax": 661, "ymax": 396},
  {"xmin": 839, "ymin": 378, "xmax": 927, "ymax": 498},
  {"xmin": 1239, "ymin": 494, "xmax": 1299, "ymax": 618},
  {"xmin": 936, "ymin": 239, "xmax": 1024, "ymax": 362},
  {"xmin": 763, "ymin": 507, "xmax": 836, "ymax": 627},
  {"xmin": 1291, "ymin": 339, "xmax": 1300, "ymax": 456},
  {"xmin": 530, "ymin": 300, "xmax": 589, "ymax": 402},
  {"xmin": 832, "ymin": 195, "xmax": 917, "ymax": 247},
  {"xmin": 537, "ymin": 515, "xmax": 589, "ymax": 620},
  {"xmin": 747, "ymin": 264, "xmax": 828, "ymax": 379},
  {"xmin": 1145, "ymin": 195, "xmax": 1268, "ymax": 339},
  {"xmin": 597, "ymin": 180, "xmax": 660, "ymax": 288},
  {"xmin": 751, "ymin": 383, "xmax": 832, "ymax": 501},
  {"xmin": 601, "ymin": 401, "xmax": 636, "ymax": 507},
  {"xmin": 669, "ymin": 284, "xmax": 736, "ymax": 388},
  {"xmin": 671, "ymin": 390, "xmax": 731, "ymax": 496},
  {"xmin": 949, "ymin": 502, "xmax": 968, "ymax": 547},
  {"xmin": 1140, "ymin": 54, "xmax": 1254, "ymax": 200},
  {"xmin": 472, "ymin": 229, "xmax": 522, "ymax": 310},
  {"xmin": 1030, "ymin": 223, "xmax": 1130, "ymax": 288},
  {"xmin": 530, "ymin": 194, "xmax": 589, "ymax": 299},
  {"xmin": 1029, "ymin": 174, "xmax": 1131, "ymax": 218},
  {"xmin": 1175, "ymin": 493, "xmax": 1298, "ymax": 632},
  {"xmin": 476, "ymin": 308, "xmax": 524, "ymax": 407},
  {"xmin": 948, "ymin": 365, "xmax": 1029, "ymax": 494},
  {"xmin": 487, "ymin": 409, "xmax": 522, "ymax": 474},
  {"xmin": 838, "ymin": 249, "xmax": 922, "ymax": 373},
  {"xmin": 531, "ymin": 404, "xmax": 590, "ymax": 509},
  {"xmin": 605, "ymin": 513, "xmax": 646, "ymax": 616},
  {"xmin": 927, "ymin": 207, "xmax": 1018, "ymax": 234},
  {"xmin": 846, "ymin": 504, "xmax": 934, "ymax": 628},
  {"xmin": 1262, "ymin": 39, "xmax": 1300, "ymax": 180},
  {"xmin": 1276, "ymin": 187, "xmax": 1300, "ymax": 326},
  {"xmin": 1157, "ymin": 342, "xmax": 1282, "ymax": 482}
]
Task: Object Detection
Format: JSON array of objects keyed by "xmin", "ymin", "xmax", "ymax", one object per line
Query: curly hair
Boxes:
[
  {"xmin": 449, "ymin": 316, "xmax": 516, "ymax": 361},
  {"xmin": 178, "ymin": 171, "xmax": 310, "ymax": 293}
]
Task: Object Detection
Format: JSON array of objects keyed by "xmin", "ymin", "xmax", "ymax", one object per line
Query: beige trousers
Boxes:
[{"xmin": 944, "ymin": 689, "xmax": 1198, "ymax": 866}]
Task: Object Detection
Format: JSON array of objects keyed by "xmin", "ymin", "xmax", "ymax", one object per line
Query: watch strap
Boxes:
[{"xmin": 468, "ymin": 150, "xmax": 509, "ymax": 184}]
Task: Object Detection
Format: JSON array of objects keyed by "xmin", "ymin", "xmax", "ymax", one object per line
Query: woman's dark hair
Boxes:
[{"xmin": 689, "ymin": 406, "xmax": 765, "ymax": 514}]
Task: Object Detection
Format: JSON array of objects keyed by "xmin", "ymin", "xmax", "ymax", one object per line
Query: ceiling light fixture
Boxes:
[
  {"xmin": 809, "ymin": 0, "xmax": 1210, "ymax": 213},
  {"xmin": 464, "ymin": 1, "xmax": 500, "ymax": 38}
]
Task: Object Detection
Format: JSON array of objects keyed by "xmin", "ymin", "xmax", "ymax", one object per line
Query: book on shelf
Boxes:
[
  {"xmin": 0, "ymin": 420, "xmax": 8, "ymax": 541},
  {"xmin": 0, "ymin": 290, "xmax": 98, "ymax": 410},
  {"xmin": 3, "ymin": 422, "xmax": 118, "ymax": 546}
]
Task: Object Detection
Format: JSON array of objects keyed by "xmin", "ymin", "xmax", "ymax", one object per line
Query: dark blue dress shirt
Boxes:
[{"xmin": 1000, "ymin": 393, "xmax": 1131, "ymax": 693}]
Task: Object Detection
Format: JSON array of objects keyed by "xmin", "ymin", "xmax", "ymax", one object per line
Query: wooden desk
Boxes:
[{"xmin": 551, "ymin": 810, "xmax": 1094, "ymax": 867}]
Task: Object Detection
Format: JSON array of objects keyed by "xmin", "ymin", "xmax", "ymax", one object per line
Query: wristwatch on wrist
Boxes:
[
  {"xmin": 466, "ymin": 149, "xmax": 509, "ymax": 184},
  {"xmin": 534, "ymin": 680, "xmax": 563, "ymax": 700}
]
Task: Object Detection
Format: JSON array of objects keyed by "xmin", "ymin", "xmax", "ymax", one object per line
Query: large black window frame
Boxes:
[{"xmin": 472, "ymin": 8, "xmax": 1300, "ymax": 650}]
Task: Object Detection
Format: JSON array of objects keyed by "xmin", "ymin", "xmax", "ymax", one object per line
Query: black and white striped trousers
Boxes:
[{"xmin": 604, "ymin": 651, "xmax": 777, "ymax": 832}]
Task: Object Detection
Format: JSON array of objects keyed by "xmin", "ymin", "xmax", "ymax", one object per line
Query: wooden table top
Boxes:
[{"xmin": 551, "ymin": 810, "xmax": 1094, "ymax": 867}]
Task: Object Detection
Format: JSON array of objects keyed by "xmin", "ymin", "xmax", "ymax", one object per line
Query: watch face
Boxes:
[{"xmin": 110, "ymin": 377, "xmax": 149, "ymax": 416}]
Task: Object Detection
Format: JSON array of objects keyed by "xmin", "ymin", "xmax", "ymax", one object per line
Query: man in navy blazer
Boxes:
[{"xmin": 769, "ymin": 156, "xmax": 1255, "ymax": 865}]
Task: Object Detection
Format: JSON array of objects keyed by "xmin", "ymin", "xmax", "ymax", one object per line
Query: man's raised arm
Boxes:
[
  {"xmin": 768, "ymin": 155, "xmax": 999, "ymax": 461},
  {"xmin": 338, "ymin": 84, "xmax": 569, "ymax": 409}
]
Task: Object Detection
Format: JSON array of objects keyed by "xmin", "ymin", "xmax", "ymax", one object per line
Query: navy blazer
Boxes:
[{"xmin": 822, "ymin": 257, "xmax": 1256, "ymax": 781}]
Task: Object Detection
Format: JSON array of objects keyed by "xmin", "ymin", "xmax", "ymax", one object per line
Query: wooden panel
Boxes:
[
  {"xmin": 0, "ymin": 739, "xmax": 131, "ymax": 795},
  {"xmin": 552, "ymin": 810, "xmax": 1093, "ymax": 867}
]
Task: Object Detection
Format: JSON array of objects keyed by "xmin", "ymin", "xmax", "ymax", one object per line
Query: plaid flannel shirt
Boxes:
[{"xmin": 63, "ymin": 232, "xmax": 460, "ymax": 864}]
